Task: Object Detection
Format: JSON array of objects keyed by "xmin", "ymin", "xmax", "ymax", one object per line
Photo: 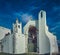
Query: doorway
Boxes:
[{"xmin": 28, "ymin": 25, "xmax": 38, "ymax": 52}]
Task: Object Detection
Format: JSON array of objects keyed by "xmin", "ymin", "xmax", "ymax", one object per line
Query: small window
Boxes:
[
  {"xmin": 41, "ymin": 12, "xmax": 43, "ymax": 18},
  {"xmin": 18, "ymin": 25, "xmax": 20, "ymax": 28}
]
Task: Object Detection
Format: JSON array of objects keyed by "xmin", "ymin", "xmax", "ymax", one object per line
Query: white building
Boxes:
[
  {"xmin": 0, "ymin": 19, "xmax": 25, "ymax": 54},
  {"xmin": 0, "ymin": 10, "xmax": 59, "ymax": 54},
  {"xmin": 24, "ymin": 10, "xmax": 59, "ymax": 54},
  {"xmin": 38, "ymin": 10, "xmax": 58, "ymax": 54}
]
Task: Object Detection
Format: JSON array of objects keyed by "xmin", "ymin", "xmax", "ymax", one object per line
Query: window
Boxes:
[
  {"xmin": 41, "ymin": 12, "xmax": 43, "ymax": 18},
  {"xmin": 18, "ymin": 25, "xmax": 20, "ymax": 28}
]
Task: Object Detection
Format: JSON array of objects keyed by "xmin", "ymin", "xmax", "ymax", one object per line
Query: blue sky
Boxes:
[{"xmin": 0, "ymin": 0, "xmax": 60, "ymax": 40}]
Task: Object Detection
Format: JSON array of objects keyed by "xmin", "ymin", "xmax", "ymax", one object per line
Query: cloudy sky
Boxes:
[{"xmin": 0, "ymin": 0, "xmax": 60, "ymax": 40}]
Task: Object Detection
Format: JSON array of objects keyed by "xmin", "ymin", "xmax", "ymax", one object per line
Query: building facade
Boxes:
[
  {"xmin": 0, "ymin": 19, "xmax": 25, "ymax": 54},
  {"xmin": 0, "ymin": 10, "xmax": 59, "ymax": 54},
  {"xmin": 24, "ymin": 10, "xmax": 59, "ymax": 54}
]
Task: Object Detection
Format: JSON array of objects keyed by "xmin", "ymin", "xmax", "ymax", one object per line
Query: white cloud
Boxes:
[
  {"xmin": 21, "ymin": 13, "xmax": 33, "ymax": 22},
  {"xmin": 13, "ymin": 12, "xmax": 33, "ymax": 23},
  {"xmin": 50, "ymin": 22, "xmax": 60, "ymax": 31}
]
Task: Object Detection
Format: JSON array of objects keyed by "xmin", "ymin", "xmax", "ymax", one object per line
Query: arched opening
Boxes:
[
  {"xmin": 28, "ymin": 25, "xmax": 38, "ymax": 52},
  {"xmin": 41, "ymin": 11, "xmax": 43, "ymax": 18}
]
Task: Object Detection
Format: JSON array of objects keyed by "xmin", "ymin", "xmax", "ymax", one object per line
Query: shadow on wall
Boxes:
[{"xmin": 28, "ymin": 25, "xmax": 38, "ymax": 52}]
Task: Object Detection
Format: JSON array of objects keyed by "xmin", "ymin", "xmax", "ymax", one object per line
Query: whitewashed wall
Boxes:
[
  {"xmin": 2, "ymin": 34, "xmax": 13, "ymax": 53},
  {"xmin": 0, "ymin": 26, "xmax": 11, "ymax": 40},
  {"xmin": 14, "ymin": 33, "xmax": 25, "ymax": 54},
  {"xmin": 38, "ymin": 10, "xmax": 58, "ymax": 54},
  {"xmin": 23, "ymin": 20, "xmax": 36, "ymax": 52},
  {"xmin": 38, "ymin": 10, "xmax": 50, "ymax": 54}
]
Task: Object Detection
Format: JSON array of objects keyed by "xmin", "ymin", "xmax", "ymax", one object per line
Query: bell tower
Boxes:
[
  {"xmin": 39, "ymin": 10, "xmax": 46, "ymax": 33},
  {"xmin": 13, "ymin": 18, "xmax": 22, "ymax": 35},
  {"xmin": 13, "ymin": 18, "xmax": 25, "ymax": 54},
  {"xmin": 38, "ymin": 10, "xmax": 50, "ymax": 54}
]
